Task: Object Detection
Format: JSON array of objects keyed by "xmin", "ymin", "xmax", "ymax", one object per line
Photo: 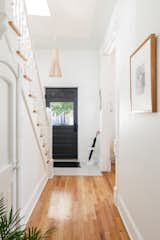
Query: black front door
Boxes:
[{"xmin": 46, "ymin": 88, "xmax": 78, "ymax": 159}]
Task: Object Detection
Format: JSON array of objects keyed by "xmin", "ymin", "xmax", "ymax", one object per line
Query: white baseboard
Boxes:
[
  {"xmin": 21, "ymin": 174, "xmax": 48, "ymax": 225},
  {"xmin": 54, "ymin": 167, "xmax": 102, "ymax": 176},
  {"xmin": 114, "ymin": 185, "xmax": 118, "ymax": 205},
  {"xmin": 117, "ymin": 194, "xmax": 144, "ymax": 240}
]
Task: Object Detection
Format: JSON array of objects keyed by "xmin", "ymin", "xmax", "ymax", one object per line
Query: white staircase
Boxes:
[{"xmin": 3, "ymin": 0, "xmax": 52, "ymax": 172}]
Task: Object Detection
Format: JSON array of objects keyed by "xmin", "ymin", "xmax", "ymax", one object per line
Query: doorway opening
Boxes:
[
  {"xmin": 45, "ymin": 88, "xmax": 79, "ymax": 168},
  {"xmin": 100, "ymin": 46, "xmax": 118, "ymax": 189},
  {"xmin": 108, "ymin": 50, "xmax": 116, "ymax": 172}
]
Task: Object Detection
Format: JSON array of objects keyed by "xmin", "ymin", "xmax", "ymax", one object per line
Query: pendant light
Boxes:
[
  {"xmin": 49, "ymin": 5, "xmax": 62, "ymax": 78},
  {"xmin": 49, "ymin": 48, "xmax": 62, "ymax": 77}
]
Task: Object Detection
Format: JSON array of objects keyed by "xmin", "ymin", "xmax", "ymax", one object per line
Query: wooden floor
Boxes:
[{"xmin": 28, "ymin": 166, "xmax": 129, "ymax": 240}]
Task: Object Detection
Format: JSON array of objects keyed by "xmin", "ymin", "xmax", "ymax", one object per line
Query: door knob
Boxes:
[{"xmin": 74, "ymin": 123, "xmax": 78, "ymax": 132}]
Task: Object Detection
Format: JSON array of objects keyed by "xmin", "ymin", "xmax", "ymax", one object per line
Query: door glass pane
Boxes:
[{"xmin": 50, "ymin": 102, "xmax": 74, "ymax": 126}]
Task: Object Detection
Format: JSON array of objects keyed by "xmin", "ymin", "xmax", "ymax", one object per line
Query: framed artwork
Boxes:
[{"xmin": 130, "ymin": 34, "xmax": 157, "ymax": 112}]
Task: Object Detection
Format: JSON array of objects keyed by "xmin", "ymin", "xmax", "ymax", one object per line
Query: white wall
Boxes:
[
  {"xmin": 19, "ymin": 98, "xmax": 48, "ymax": 223},
  {"xmin": 36, "ymin": 50, "xmax": 100, "ymax": 164},
  {"xmin": 99, "ymin": 51, "xmax": 116, "ymax": 171},
  {"xmin": 104, "ymin": 0, "xmax": 160, "ymax": 239}
]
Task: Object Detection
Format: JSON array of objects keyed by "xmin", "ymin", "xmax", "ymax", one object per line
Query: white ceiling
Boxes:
[{"xmin": 28, "ymin": 0, "xmax": 116, "ymax": 49}]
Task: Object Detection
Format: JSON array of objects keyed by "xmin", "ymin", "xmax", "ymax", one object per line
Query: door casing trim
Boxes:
[{"xmin": 0, "ymin": 61, "xmax": 19, "ymax": 212}]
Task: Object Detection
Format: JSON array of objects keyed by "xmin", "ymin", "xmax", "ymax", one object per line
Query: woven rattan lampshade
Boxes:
[{"xmin": 49, "ymin": 48, "xmax": 62, "ymax": 78}]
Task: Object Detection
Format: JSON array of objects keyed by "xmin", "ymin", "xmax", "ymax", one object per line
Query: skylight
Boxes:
[{"xmin": 25, "ymin": 0, "xmax": 51, "ymax": 16}]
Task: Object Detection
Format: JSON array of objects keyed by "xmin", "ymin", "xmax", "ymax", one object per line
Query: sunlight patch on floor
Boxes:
[{"xmin": 48, "ymin": 191, "xmax": 72, "ymax": 220}]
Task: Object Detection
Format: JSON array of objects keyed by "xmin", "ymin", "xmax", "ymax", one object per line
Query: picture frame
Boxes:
[{"xmin": 130, "ymin": 34, "xmax": 157, "ymax": 113}]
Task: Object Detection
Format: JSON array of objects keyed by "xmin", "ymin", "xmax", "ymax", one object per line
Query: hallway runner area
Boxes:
[{"xmin": 28, "ymin": 168, "xmax": 130, "ymax": 240}]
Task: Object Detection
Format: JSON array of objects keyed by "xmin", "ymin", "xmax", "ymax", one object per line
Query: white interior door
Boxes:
[
  {"xmin": 0, "ymin": 77, "xmax": 12, "ymax": 207},
  {"xmin": 0, "ymin": 62, "xmax": 17, "ymax": 210}
]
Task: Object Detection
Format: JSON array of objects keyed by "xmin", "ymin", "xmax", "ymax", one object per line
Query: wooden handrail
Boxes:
[
  {"xmin": 8, "ymin": 21, "xmax": 21, "ymax": 37},
  {"xmin": 16, "ymin": 50, "xmax": 28, "ymax": 62}
]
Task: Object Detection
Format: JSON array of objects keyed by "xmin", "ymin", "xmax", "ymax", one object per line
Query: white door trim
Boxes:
[
  {"xmin": 0, "ymin": 60, "xmax": 19, "ymax": 212},
  {"xmin": 102, "ymin": 11, "xmax": 120, "ymax": 205}
]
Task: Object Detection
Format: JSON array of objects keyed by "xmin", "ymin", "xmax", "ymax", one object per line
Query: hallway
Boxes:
[
  {"xmin": 1, "ymin": 0, "xmax": 160, "ymax": 239},
  {"xmin": 28, "ymin": 167, "xmax": 129, "ymax": 240}
]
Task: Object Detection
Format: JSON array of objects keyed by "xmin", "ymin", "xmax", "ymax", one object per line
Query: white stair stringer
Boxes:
[{"xmin": 3, "ymin": 0, "xmax": 53, "ymax": 175}]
